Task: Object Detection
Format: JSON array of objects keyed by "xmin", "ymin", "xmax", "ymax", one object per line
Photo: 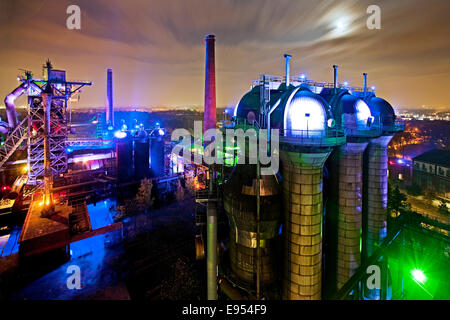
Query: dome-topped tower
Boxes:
[
  {"xmin": 320, "ymin": 88, "xmax": 374, "ymax": 136},
  {"xmin": 365, "ymin": 96, "xmax": 396, "ymax": 127}
]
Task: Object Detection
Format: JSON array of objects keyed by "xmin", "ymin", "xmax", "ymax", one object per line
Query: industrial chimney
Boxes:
[
  {"xmin": 106, "ymin": 68, "xmax": 114, "ymax": 127},
  {"xmin": 363, "ymin": 73, "xmax": 368, "ymax": 95},
  {"xmin": 204, "ymin": 34, "xmax": 216, "ymax": 133},
  {"xmin": 333, "ymin": 65, "xmax": 338, "ymax": 93},
  {"xmin": 284, "ymin": 54, "xmax": 292, "ymax": 87}
]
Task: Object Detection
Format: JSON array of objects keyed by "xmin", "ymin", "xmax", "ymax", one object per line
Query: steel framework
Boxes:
[{"xmin": 25, "ymin": 74, "xmax": 92, "ymax": 185}]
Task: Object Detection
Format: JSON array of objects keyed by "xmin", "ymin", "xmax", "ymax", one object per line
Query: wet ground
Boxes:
[{"xmin": 0, "ymin": 196, "xmax": 203, "ymax": 300}]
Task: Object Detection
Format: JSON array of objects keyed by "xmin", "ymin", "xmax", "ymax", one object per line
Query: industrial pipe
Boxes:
[
  {"xmin": 207, "ymin": 199, "xmax": 218, "ymax": 300},
  {"xmin": 218, "ymin": 277, "xmax": 248, "ymax": 300},
  {"xmin": 363, "ymin": 73, "xmax": 368, "ymax": 95},
  {"xmin": 284, "ymin": 54, "xmax": 292, "ymax": 87},
  {"xmin": 333, "ymin": 65, "xmax": 338, "ymax": 93},
  {"xmin": 42, "ymin": 84, "xmax": 55, "ymax": 216},
  {"xmin": 4, "ymin": 83, "xmax": 27, "ymax": 128}
]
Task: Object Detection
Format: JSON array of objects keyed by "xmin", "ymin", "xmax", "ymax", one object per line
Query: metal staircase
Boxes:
[{"xmin": 0, "ymin": 116, "xmax": 28, "ymax": 169}]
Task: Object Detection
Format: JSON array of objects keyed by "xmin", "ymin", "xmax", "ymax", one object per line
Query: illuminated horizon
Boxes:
[{"xmin": 1, "ymin": 0, "xmax": 450, "ymax": 111}]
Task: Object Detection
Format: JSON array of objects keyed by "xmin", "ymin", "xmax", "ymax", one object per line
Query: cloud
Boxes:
[{"xmin": 0, "ymin": 0, "xmax": 449, "ymax": 109}]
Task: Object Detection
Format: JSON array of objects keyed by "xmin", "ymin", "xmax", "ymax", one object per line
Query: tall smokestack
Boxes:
[
  {"xmin": 363, "ymin": 73, "xmax": 368, "ymax": 94},
  {"xmin": 333, "ymin": 65, "xmax": 338, "ymax": 93},
  {"xmin": 204, "ymin": 34, "xmax": 216, "ymax": 133},
  {"xmin": 284, "ymin": 54, "xmax": 292, "ymax": 87},
  {"xmin": 106, "ymin": 68, "xmax": 114, "ymax": 127}
]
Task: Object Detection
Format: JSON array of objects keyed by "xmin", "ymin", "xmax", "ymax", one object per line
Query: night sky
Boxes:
[{"xmin": 1, "ymin": 0, "xmax": 449, "ymax": 110}]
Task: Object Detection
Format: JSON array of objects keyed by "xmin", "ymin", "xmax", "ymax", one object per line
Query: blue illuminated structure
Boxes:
[{"xmin": 114, "ymin": 130, "xmax": 127, "ymax": 139}]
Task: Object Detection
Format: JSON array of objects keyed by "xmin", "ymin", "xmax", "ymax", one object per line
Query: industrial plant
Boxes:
[{"xmin": 1, "ymin": 33, "xmax": 448, "ymax": 302}]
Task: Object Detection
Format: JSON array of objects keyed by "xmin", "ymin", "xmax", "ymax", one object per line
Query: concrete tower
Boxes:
[
  {"xmin": 321, "ymin": 87, "xmax": 379, "ymax": 292},
  {"xmin": 278, "ymin": 87, "xmax": 344, "ymax": 300},
  {"xmin": 363, "ymin": 96, "xmax": 402, "ymax": 257},
  {"xmin": 204, "ymin": 34, "xmax": 216, "ymax": 133}
]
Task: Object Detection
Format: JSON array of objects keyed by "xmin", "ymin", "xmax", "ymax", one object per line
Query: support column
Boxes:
[
  {"xmin": 207, "ymin": 200, "xmax": 218, "ymax": 300},
  {"xmin": 336, "ymin": 142, "xmax": 368, "ymax": 289},
  {"xmin": 41, "ymin": 88, "xmax": 54, "ymax": 216},
  {"xmin": 281, "ymin": 150, "xmax": 330, "ymax": 300},
  {"xmin": 365, "ymin": 136, "xmax": 392, "ymax": 257}
]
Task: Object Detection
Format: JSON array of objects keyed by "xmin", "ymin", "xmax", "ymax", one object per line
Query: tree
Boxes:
[
  {"xmin": 114, "ymin": 178, "xmax": 153, "ymax": 221},
  {"xmin": 184, "ymin": 174, "xmax": 197, "ymax": 197},
  {"xmin": 176, "ymin": 179, "xmax": 185, "ymax": 202},
  {"xmin": 136, "ymin": 178, "xmax": 153, "ymax": 212},
  {"xmin": 388, "ymin": 185, "xmax": 411, "ymax": 216}
]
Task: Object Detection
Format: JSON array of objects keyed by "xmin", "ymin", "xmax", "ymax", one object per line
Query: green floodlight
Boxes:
[{"xmin": 411, "ymin": 269, "xmax": 427, "ymax": 284}]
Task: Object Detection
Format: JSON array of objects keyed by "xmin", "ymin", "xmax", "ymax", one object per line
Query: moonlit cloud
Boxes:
[{"xmin": 0, "ymin": 0, "xmax": 449, "ymax": 110}]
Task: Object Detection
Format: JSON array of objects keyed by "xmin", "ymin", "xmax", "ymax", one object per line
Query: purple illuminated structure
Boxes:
[
  {"xmin": 4, "ymin": 83, "xmax": 27, "ymax": 128},
  {"xmin": 106, "ymin": 68, "xmax": 114, "ymax": 127},
  {"xmin": 204, "ymin": 34, "xmax": 216, "ymax": 133}
]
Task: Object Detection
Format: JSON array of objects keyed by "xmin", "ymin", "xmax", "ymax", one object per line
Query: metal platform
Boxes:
[
  {"xmin": 18, "ymin": 197, "xmax": 73, "ymax": 257},
  {"xmin": 18, "ymin": 194, "xmax": 122, "ymax": 257}
]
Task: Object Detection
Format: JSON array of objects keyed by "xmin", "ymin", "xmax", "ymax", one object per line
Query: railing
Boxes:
[
  {"xmin": 251, "ymin": 75, "xmax": 376, "ymax": 93},
  {"xmin": 195, "ymin": 188, "xmax": 217, "ymax": 202},
  {"xmin": 383, "ymin": 122, "xmax": 405, "ymax": 133},
  {"xmin": 66, "ymin": 138, "xmax": 113, "ymax": 147},
  {"xmin": 344, "ymin": 125, "xmax": 383, "ymax": 138},
  {"xmin": 279, "ymin": 127, "xmax": 346, "ymax": 147}
]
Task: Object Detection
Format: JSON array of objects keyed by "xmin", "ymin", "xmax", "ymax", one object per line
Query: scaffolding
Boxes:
[{"xmin": 18, "ymin": 63, "xmax": 92, "ymax": 188}]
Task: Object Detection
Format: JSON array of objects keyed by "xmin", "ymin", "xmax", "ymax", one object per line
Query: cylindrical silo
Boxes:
[
  {"xmin": 224, "ymin": 164, "xmax": 281, "ymax": 286},
  {"xmin": 134, "ymin": 130, "xmax": 149, "ymax": 180},
  {"xmin": 275, "ymin": 86, "xmax": 344, "ymax": 300},
  {"xmin": 362, "ymin": 96, "xmax": 400, "ymax": 257},
  {"xmin": 116, "ymin": 139, "xmax": 133, "ymax": 182},
  {"xmin": 320, "ymin": 89, "xmax": 377, "ymax": 292},
  {"xmin": 281, "ymin": 150, "xmax": 330, "ymax": 300},
  {"xmin": 150, "ymin": 131, "xmax": 165, "ymax": 178},
  {"xmin": 365, "ymin": 135, "xmax": 392, "ymax": 256},
  {"xmin": 335, "ymin": 142, "xmax": 368, "ymax": 289},
  {"xmin": 362, "ymin": 95, "xmax": 403, "ymax": 300}
]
